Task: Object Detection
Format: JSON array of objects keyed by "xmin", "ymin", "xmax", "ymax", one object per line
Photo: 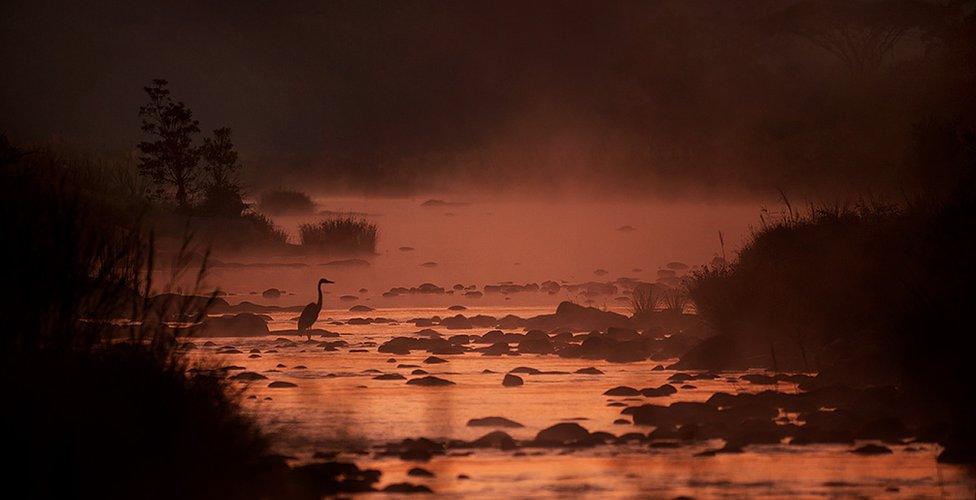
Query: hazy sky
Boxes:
[{"xmin": 1, "ymin": 0, "xmax": 967, "ymax": 197}]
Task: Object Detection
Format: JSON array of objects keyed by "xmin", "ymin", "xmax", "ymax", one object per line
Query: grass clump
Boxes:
[
  {"xmin": 629, "ymin": 284, "xmax": 656, "ymax": 317},
  {"xmin": 300, "ymin": 216, "xmax": 377, "ymax": 254}
]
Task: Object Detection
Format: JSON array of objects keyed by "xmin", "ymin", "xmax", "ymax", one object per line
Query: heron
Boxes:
[{"xmin": 298, "ymin": 278, "xmax": 333, "ymax": 340}]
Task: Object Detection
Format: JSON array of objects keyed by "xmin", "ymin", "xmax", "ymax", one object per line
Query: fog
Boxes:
[
  {"xmin": 204, "ymin": 196, "xmax": 757, "ymax": 308},
  {"xmin": 3, "ymin": 0, "xmax": 968, "ymax": 199}
]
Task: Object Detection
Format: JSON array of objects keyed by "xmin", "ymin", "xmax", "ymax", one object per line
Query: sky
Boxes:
[{"xmin": 1, "ymin": 0, "xmax": 971, "ymax": 198}]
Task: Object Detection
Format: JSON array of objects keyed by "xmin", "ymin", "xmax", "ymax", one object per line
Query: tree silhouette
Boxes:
[
  {"xmin": 201, "ymin": 127, "xmax": 241, "ymax": 189},
  {"xmin": 767, "ymin": 0, "xmax": 945, "ymax": 79},
  {"xmin": 137, "ymin": 79, "xmax": 201, "ymax": 210},
  {"xmin": 199, "ymin": 127, "xmax": 246, "ymax": 216}
]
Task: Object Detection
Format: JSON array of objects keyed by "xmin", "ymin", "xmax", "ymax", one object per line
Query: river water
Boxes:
[{"xmin": 188, "ymin": 305, "xmax": 976, "ymax": 498}]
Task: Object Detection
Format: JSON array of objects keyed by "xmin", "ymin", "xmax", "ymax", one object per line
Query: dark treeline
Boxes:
[{"xmin": 1, "ymin": 0, "xmax": 974, "ymax": 197}]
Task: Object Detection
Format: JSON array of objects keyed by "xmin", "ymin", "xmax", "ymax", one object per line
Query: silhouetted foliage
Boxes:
[
  {"xmin": 137, "ymin": 79, "xmax": 202, "ymax": 210},
  {"xmin": 259, "ymin": 188, "xmax": 316, "ymax": 215},
  {"xmin": 629, "ymin": 283, "xmax": 655, "ymax": 317},
  {"xmin": 199, "ymin": 127, "xmax": 246, "ymax": 217},
  {"xmin": 765, "ymin": 0, "xmax": 947, "ymax": 79},
  {"xmin": 300, "ymin": 216, "xmax": 377, "ymax": 254},
  {"xmin": 200, "ymin": 127, "xmax": 242, "ymax": 190},
  {"xmin": 684, "ymin": 189, "xmax": 975, "ymax": 459},
  {"xmin": 0, "ymin": 142, "xmax": 283, "ymax": 498}
]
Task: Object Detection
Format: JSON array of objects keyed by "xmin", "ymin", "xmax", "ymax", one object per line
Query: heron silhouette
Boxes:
[{"xmin": 298, "ymin": 278, "xmax": 333, "ymax": 340}]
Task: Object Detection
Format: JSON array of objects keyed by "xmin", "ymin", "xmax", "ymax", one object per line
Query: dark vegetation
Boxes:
[
  {"xmin": 131, "ymin": 80, "xmax": 378, "ymax": 254},
  {"xmin": 133, "ymin": 79, "xmax": 294, "ymax": 251},
  {"xmin": 682, "ymin": 133, "xmax": 975, "ymax": 461},
  {"xmin": 258, "ymin": 189, "xmax": 316, "ymax": 215},
  {"xmin": 0, "ymin": 136, "xmax": 389, "ymax": 498},
  {"xmin": 300, "ymin": 217, "xmax": 378, "ymax": 254}
]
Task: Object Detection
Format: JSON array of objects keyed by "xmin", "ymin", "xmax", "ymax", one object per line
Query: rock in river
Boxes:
[
  {"xmin": 502, "ymin": 374, "xmax": 524, "ymax": 387},
  {"xmin": 406, "ymin": 376, "xmax": 456, "ymax": 386},
  {"xmin": 575, "ymin": 367, "xmax": 604, "ymax": 375},
  {"xmin": 268, "ymin": 381, "xmax": 298, "ymax": 388},
  {"xmin": 603, "ymin": 386, "xmax": 641, "ymax": 396},
  {"xmin": 534, "ymin": 423, "xmax": 590, "ymax": 444},
  {"xmin": 467, "ymin": 416, "xmax": 524, "ymax": 428},
  {"xmin": 230, "ymin": 371, "xmax": 268, "ymax": 381},
  {"xmin": 640, "ymin": 384, "xmax": 678, "ymax": 397}
]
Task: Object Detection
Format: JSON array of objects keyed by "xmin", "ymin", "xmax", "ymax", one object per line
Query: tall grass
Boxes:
[
  {"xmin": 300, "ymin": 216, "xmax": 378, "ymax": 254},
  {"xmin": 629, "ymin": 284, "xmax": 656, "ymax": 317},
  {"xmin": 2, "ymin": 141, "xmax": 282, "ymax": 498},
  {"xmin": 684, "ymin": 194, "xmax": 975, "ymax": 446},
  {"xmin": 659, "ymin": 288, "xmax": 688, "ymax": 314}
]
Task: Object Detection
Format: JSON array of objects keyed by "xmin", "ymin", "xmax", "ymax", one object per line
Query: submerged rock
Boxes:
[
  {"xmin": 268, "ymin": 381, "xmax": 298, "ymax": 388},
  {"xmin": 640, "ymin": 384, "xmax": 678, "ymax": 397},
  {"xmin": 373, "ymin": 373, "xmax": 406, "ymax": 380},
  {"xmin": 575, "ymin": 367, "xmax": 604, "ymax": 375},
  {"xmin": 230, "ymin": 371, "xmax": 268, "ymax": 381},
  {"xmin": 534, "ymin": 423, "xmax": 590, "ymax": 445},
  {"xmin": 407, "ymin": 467, "xmax": 435, "ymax": 477},
  {"xmin": 851, "ymin": 444, "xmax": 893, "ymax": 455},
  {"xmin": 406, "ymin": 376, "xmax": 456, "ymax": 386},
  {"xmin": 383, "ymin": 483, "xmax": 433, "ymax": 493},
  {"xmin": 502, "ymin": 374, "xmax": 524, "ymax": 387},
  {"xmin": 467, "ymin": 416, "xmax": 524, "ymax": 428},
  {"xmin": 603, "ymin": 386, "xmax": 640, "ymax": 396},
  {"xmin": 468, "ymin": 430, "xmax": 517, "ymax": 449}
]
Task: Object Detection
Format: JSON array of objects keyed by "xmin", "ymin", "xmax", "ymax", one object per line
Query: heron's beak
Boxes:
[{"xmin": 323, "ymin": 279, "xmax": 335, "ymax": 284}]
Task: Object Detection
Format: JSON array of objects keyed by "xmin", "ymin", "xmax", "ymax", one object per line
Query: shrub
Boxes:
[
  {"xmin": 1, "ymin": 143, "xmax": 282, "ymax": 498},
  {"xmin": 242, "ymin": 211, "xmax": 289, "ymax": 244},
  {"xmin": 258, "ymin": 189, "xmax": 315, "ymax": 215},
  {"xmin": 629, "ymin": 284, "xmax": 655, "ymax": 317},
  {"xmin": 300, "ymin": 216, "xmax": 377, "ymax": 254}
]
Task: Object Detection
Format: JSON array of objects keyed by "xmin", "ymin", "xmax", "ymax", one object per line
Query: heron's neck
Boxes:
[{"xmin": 316, "ymin": 283, "xmax": 324, "ymax": 307}]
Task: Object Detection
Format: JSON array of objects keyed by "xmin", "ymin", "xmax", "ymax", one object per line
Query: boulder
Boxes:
[
  {"xmin": 603, "ymin": 386, "xmax": 641, "ymax": 396},
  {"xmin": 268, "ymin": 381, "xmax": 297, "ymax": 388},
  {"xmin": 407, "ymin": 467, "xmax": 435, "ymax": 477},
  {"xmin": 502, "ymin": 374, "xmax": 523, "ymax": 387},
  {"xmin": 575, "ymin": 367, "xmax": 604, "ymax": 375},
  {"xmin": 464, "ymin": 431, "xmax": 517, "ymax": 450},
  {"xmin": 640, "ymin": 384, "xmax": 678, "ymax": 397},
  {"xmin": 534, "ymin": 423, "xmax": 590, "ymax": 444},
  {"xmin": 383, "ymin": 483, "xmax": 433, "ymax": 494},
  {"xmin": 518, "ymin": 338, "xmax": 554, "ymax": 354},
  {"xmin": 851, "ymin": 444, "xmax": 893, "ymax": 455},
  {"xmin": 467, "ymin": 417, "xmax": 524, "ymax": 428},
  {"xmin": 407, "ymin": 376, "xmax": 456, "ymax": 386}
]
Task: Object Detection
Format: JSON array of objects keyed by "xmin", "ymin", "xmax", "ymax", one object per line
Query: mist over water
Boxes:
[
  {"xmin": 209, "ymin": 196, "xmax": 757, "ymax": 305},
  {"xmin": 5, "ymin": 0, "xmax": 975, "ymax": 497}
]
